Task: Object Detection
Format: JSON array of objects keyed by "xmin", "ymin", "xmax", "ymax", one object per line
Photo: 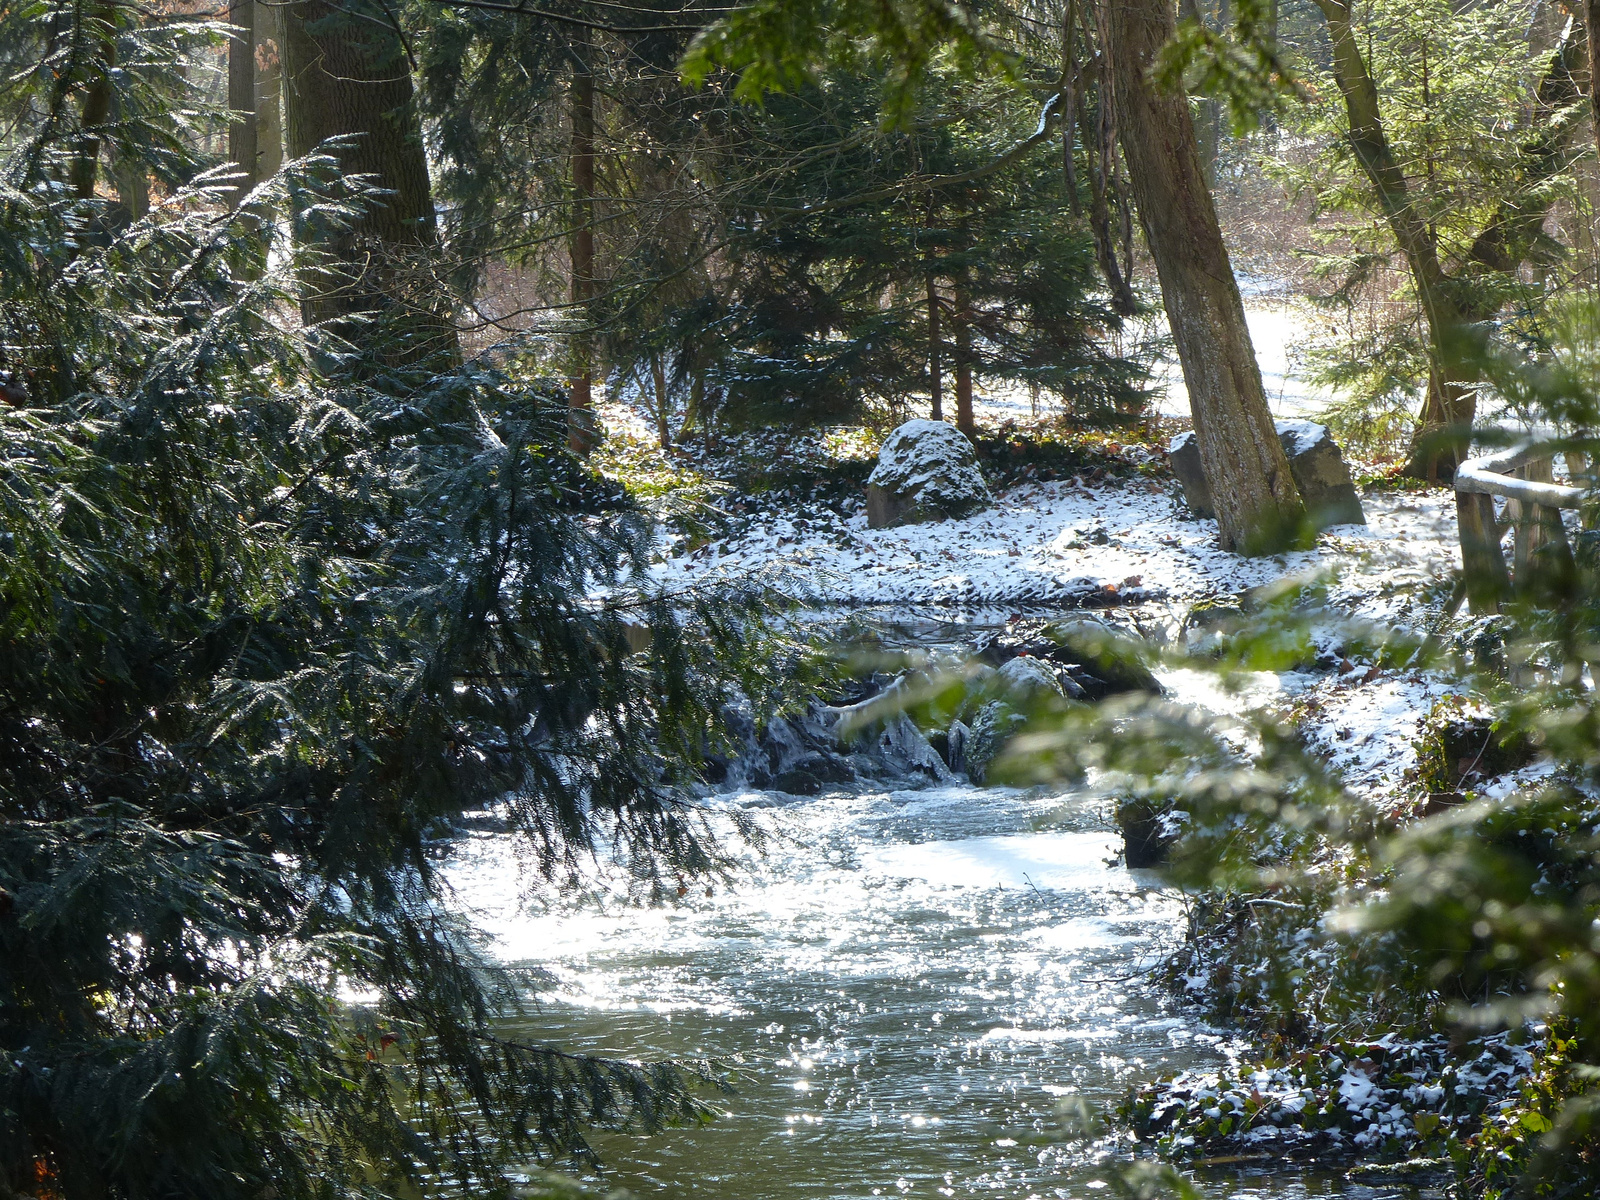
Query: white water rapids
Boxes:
[{"xmin": 442, "ymin": 776, "xmax": 1439, "ymax": 1199}]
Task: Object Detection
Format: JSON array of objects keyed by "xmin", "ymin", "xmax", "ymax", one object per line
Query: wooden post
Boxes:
[
  {"xmin": 1511, "ymin": 457, "xmax": 1555, "ymax": 585},
  {"xmin": 1458, "ymin": 490, "xmax": 1510, "ymax": 614}
]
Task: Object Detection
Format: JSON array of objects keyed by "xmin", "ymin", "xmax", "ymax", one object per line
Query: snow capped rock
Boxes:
[
  {"xmin": 1169, "ymin": 420, "xmax": 1366, "ymax": 529},
  {"xmin": 1276, "ymin": 419, "xmax": 1327, "ymax": 458},
  {"xmin": 996, "ymin": 654, "xmax": 1065, "ymax": 699},
  {"xmin": 865, "ymin": 419, "xmax": 993, "ymax": 528}
]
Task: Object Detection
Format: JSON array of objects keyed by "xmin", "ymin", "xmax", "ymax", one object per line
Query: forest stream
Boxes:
[{"xmin": 443, "ymin": 645, "xmax": 1446, "ymax": 1200}]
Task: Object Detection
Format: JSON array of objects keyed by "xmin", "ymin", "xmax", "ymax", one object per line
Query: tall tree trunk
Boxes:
[
  {"xmin": 927, "ymin": 275, "xmax": 943, "ymax": 421},
  {"xmin": 652, "ymin": 352, "xmax": 670, "ymax": 449},
  {"xmin": 1061, "ymin": 0, "xmax": 1081, "ymax": 214},
  {"xmin": 1078, "ymin": 1, "xmax": 1138, "ymax": 317},
  {"xmin": 69, "ymin": 2, "xmax": 117, "ymax": 200},
  {"xmin": 568, "ymin": 54, "xmax": 597, "ymax": 454},
  {"xmin": 1108, "ymin": 0, "xmax": 1305, "ymax": 554},
  {"xmin": 1590, "ymin": 0, "xmax": 1600, "ymax": 165},
  {"xmin": 112, "ymin": 152, "xmax": 147, "ymax": 222},
  {"xmin": 1177, "ymin": 0, "xmax": 1221, "ymax": 187},
  {"xmin": 227, "ymin": 0, "xmax": 258, "ymax": 203},
  {"xmin": 953, "ymin": 283, "xmax": 975, "ymax": 437},
  {"xmin": 256, "ymin": 0, "xmax": 284, "ymax": 180},
  {"xmin": 281, "ymin": 0, "xmax": 457, "ymax": 372}
]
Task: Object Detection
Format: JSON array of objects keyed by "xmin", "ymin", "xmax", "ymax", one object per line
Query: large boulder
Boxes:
[
  {"xmin": 1276, "ymin": 420, "xmax": 1366, "ymax": 527},
  {"xmin": 996, "ymin": 654, "xmax": 1068, "ymax": 701},
  {"xmin": 973, "ymin": 617, "xmax": 1160, "ymax": 700},
  {"xmin": 866, "ymin": 419, "xmax": 993, "ymax": 529},
  {"xmin": 964, "ymin": 700, "xmax": 1026, "ymax": 784},
  {"xmin": 1166, "ymin": 431, "xmax": 1211, "ymax": 517},
  {"xmin": 1168, "ymin": 420, "xmax": 1366, "ymax": 529}
]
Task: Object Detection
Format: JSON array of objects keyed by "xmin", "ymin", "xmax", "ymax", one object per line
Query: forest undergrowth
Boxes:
[
  {"xmin": 588, "ymin": 390, "xmax": 1600, "ymax": 1199},
  {"xmin": 1101, "ymin": 595, "xmax": 1600, "ymax": 1199}
]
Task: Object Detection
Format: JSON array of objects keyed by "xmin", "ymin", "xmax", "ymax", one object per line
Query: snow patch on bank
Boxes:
[
  {"xmin": 1296, "ymin": 673, "xmax": 1462, "ymax": 799},
  {"xmin": 654, "ymin": 474, "xmax": 1460, "ymax": 615}
]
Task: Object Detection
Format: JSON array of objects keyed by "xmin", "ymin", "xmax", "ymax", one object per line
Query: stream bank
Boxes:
[
  {"xmin": 445, "ymin": 760, "xmax": 1444, "ymax": 1200},
  {"xmin": 466, "ymin": 406, "xmax": 1564, "ymax": 1197}
]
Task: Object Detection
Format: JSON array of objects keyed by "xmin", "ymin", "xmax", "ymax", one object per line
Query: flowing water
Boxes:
[{"xmin": 444, "ymin": 775, "xmax": 1440, "ymax": 1200}]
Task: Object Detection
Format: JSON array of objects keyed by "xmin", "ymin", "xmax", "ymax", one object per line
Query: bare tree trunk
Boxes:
[
  {"xmin": 568, "ymin": 54, "xmax": 597, "ymax": 454},
  {"xmin": 652, "ymin": 352, "xmax": 670, "ymax": 449},
  {"xmin": 1178, "ymin": 0, "xmax": 1220, "ymax": 187},
  {"xmin": 113, "ymin": 154, "xmax": 147, "ymax": 221},
  {"xmin": 1061, "ymin": 0, "xmax": 1081, "ymax": 214},
  {"xmin": 1590, "ymin": 0, "xmax": 1600, "ymax": 165},
  {"xmin": 1078, "ymin": 1, "xmax": 1138, "ymax": 317},
  {"xmin": 227, "ymin": 0, "xmax": 258, "ymax": 203},
  {"xmin": 256, "ymin": 0, "xmax": 284, "ymax": 179},
  {"xmin": 953, "ymin": 283, "xmax": 975, "ymax": 437},
  {"xmin": 1108, "ymin": 0, "xmax": 1305, "ymax": 553},
  {"xmin": 69, "ymin": 2, "xmax": 117, "ymax": 200},
  {"xmin": 927, "ymin": 275, "xmax": 943, "ymax": 421},
  {"xmin": 281, "ymin": 0, "xmax": 457, "ymax": 372}
]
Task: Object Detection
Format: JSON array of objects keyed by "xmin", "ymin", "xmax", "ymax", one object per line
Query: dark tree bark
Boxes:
[
  {"xmin": 927, "ymin": 275, "xmax": 943, "ymax": 421},
  {"xmin": 651, "ymin": 352, "xmax": 671, "ymax": 449},
  {"xmin": 568, "ymin": 54, "xmax": 597, "ymax": 453},
  {"xmin": 1108, "ymin": 0, "xmax": 1305, "ymax": 554},
  {"xmin": 1077, "ymin": 0, "xmax": 1138, "ymax": 317},
  {"xmin": 1177, "ymin": 0, "xmax": 1222, "ymax": 187},
  {"xmin": 112, "ymin": 153, "xmax": 148, "ymax": 221},
  {"xmin": 281, "ymin": 0, "xmax": 458, "ymax": 370},
  {"xmin": 953, "ymin": 282, "xmax": 975, "ymax": 437},
  {"xmin": 69, "ymin": 2, "xmax": 117, "ymax": 200},
  {"xmin": 227, "ymin": 0, "xmax": 258, "ymax": 203},
  {"xmin": 1590, "ymin": 0, "xmax": 1600, "ymax": 166},
  {"xmin": 256, "ymin": 1, "xmax": 284, "ymax": 180}
]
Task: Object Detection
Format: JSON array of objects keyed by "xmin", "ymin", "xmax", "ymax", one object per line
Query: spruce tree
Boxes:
[{"xmin": 0, "ymin": 7, "xmax": 772, "ymax": 1195}]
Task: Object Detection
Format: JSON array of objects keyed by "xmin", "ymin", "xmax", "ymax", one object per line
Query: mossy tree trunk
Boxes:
[
  {"xmin": 281, "ymin": 0, "xmax": 458, "ymax": 372},
  {"xmin": 1108, "ymin": 0, "xmax": 1306, "ymax": 554},
  {"xmin": 226, "ymin": 0, "xmax": 257, "ymax": 203}
]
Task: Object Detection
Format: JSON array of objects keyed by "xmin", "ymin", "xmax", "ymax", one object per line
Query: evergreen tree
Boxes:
[
  {"xmin": 693, "ymin": 67, "xmax": 1148, "ymax": 430},
  {"xmin": 0, "ymin": 6, "xmax": 775, "ymax": 1194},
  {"xmin": 685, "ymin": 0, "xmax": 1311, "ymax": 553}
]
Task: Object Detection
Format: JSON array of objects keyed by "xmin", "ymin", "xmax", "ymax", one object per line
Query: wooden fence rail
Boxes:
[{"xmin": 1454, "ymin": 441, "xmax": 1584, "ymax": 613}]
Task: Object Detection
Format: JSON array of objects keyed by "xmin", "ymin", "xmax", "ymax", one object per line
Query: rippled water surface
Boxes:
[{"xmin": 444, "ymin": 782, "xmax": 1436, "ymax": 1200}]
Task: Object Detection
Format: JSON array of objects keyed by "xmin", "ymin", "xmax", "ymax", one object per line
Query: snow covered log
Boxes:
[
  {"xmin": 1170, "ymin": 420, "xmax": 1366, "ymax": 530},
  {"xmin": 866, "ymin": 419, "xmax": 994, "ymax": 529}
]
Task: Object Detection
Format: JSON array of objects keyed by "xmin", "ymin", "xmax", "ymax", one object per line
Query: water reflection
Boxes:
[{"xmin": 443, "ymin": 783, "xmax": 1439, "ymax": 1199}]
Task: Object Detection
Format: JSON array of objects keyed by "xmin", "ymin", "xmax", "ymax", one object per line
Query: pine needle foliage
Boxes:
[{"xmin": 0, "ymin": 19, "xmax": 776, "ymax": 1197}]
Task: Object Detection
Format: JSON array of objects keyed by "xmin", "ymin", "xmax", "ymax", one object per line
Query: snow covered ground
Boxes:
[
  {"xmin": 1149, "ymin": 301, "xmax": 1333, "ymax": 420},
  {"xmin": 653, "ymin": 472, "xmax": 1459, "ymax": 617},
  {"xmin": 649, "ymin": 469, "xmax": 1467, "ymax": 802},
  {"xmin": 969, "ymin": 296, "xmax": 1333, "ymax": 424}
]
